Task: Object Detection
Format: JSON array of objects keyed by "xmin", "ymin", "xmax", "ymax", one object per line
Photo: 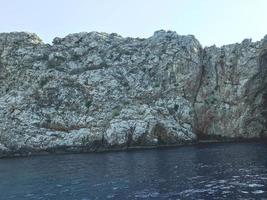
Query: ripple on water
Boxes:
[
  {"xmin": 248, "ymin": 183, "xmax": 264, "ymax": 188},
  {"xmin": 252, "ymin": 190, "xmax": 265, "ymax": 194},
  {"xmin": 180, "ymin": 188, "xmax": 216, "ymax": 196},
  {"xmin": 0, "ymin": 142, "xmax": 267, "ymax": 200},
  {"xmin": 106, "ymin": 194, "xmax": 115, "ymax": 199},
  {"xmin": 134, "ymin": 190, "xmax": 160, "ymax": 198}
]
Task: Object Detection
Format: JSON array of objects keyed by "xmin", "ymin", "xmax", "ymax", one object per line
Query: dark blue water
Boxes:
[{"xmin": 0, "ymin": 143, "xmax": 267, "ymax": 200}]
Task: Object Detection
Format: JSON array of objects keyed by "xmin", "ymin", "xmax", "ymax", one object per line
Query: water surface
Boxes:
[{"xmin": 0, "ymin": 142, "xmax": 267, "ymax": 199}]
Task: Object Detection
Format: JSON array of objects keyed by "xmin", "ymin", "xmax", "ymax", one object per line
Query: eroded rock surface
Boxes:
[
  {"xmin": 0, "ymin": 30, "xmax": 266, "ymax": 157},
  {"xmin": 195, "ymin": 37, "xmax": 267, "ymax": 139}
]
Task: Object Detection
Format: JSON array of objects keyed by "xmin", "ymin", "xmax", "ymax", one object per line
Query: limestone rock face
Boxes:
[
  {"xmin": 195, "ymin": 38, "xmax": 267, "ymax": 139},
  {"xmin": 0, "ymin": 30, "xmax": 266, "ymax": 156}
]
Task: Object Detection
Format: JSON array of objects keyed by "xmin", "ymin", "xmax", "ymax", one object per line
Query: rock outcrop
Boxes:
[{"xmin": 0, "ymin": 30, "xmax": 266, "ymax": 157}]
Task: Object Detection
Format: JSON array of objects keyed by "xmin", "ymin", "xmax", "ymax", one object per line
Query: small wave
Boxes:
[
  {"xmin": 252, "ymin": 190, "xmax": 265, "ymax": 194},
  {"xmin": 134, "ymin": 191, "xmax": 160, "ymax": 198},
  {"xmin": 248, "ymin": 183, "xmax": 264, "ymax": 188}
]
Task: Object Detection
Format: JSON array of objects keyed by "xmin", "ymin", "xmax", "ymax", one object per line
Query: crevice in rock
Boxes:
[
  {"xmin": 38, "ymin": 122, "xmax": 87, "ymax": 133},
  {"xmin": 192, "ymin": 48, "xmax": 206, "ymax": 138},
  {"xmin": 0, "ymin": 58, "xmax": 3, "ymax": 80},
  {"xmin": 69, "ymin": 63, "xmax": 109, "ymax": 75},
  {"xmin": 193, "ymin": 48, "xmax": 205, "ymax": 104},
  {"xmin": 126, "ymin": 125, "xmax": 136, "ymax": 148},
  {"xmin": 213, "ymin": 50, "xmax": 225, "ymax": 92}
]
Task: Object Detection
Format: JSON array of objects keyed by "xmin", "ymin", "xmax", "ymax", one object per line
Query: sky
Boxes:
[{"xmin": 0, "ymin": 0, "xmax": 266, "ymax": 47}]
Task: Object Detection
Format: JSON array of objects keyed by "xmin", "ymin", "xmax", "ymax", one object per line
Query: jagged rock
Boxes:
[
  {"xmin": 195, "ymin": 38, "xmax": 267, "ymax": 139},
  {"xmin": 0, "ymin": 30, "xmax": 266, "ymax": 157}
]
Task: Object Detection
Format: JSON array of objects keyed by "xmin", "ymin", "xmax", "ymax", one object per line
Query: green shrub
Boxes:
[
  {"xmin": 85, "ymin": 100, "xmax": 92, "ymax": 109},
  {"xmin": 112, "ymin": 109, "xmax": 120, "ymax": 117},
  {"xmin": 155, "ymin": 82, "xmax": 160, "ymax": 87},
  {"xmin": 39, "ymin": 77, "xmax": 49, "ymax": 87}
]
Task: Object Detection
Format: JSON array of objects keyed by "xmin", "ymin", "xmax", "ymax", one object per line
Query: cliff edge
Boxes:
[{"xmin": 0, "ymin": 30, "xmax": 266, "ymax": 157}]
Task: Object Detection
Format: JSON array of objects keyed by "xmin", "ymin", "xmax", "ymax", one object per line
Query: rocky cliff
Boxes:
[{"xmin": 0, "ymin": 30, "xmax": 266, "ymax": 157}]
